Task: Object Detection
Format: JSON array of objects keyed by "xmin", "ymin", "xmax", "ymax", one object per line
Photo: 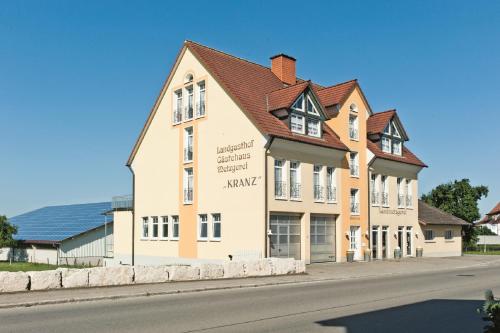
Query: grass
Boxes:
[
  {"xmin": 464, "ymin": 251, "xmax": 500, "ymax": 255},
  {"xmin": 0, "ymin": 261, "xmax": 87, "ymax": 272}
]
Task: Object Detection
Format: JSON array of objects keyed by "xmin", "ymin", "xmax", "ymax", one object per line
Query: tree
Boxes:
[
  {"xmin": 0, "ymin": 215, "xmax": 18, "ymax": 248},
  {"xmin": 421, "ymin": 178, "xmax": 489, "ymax": 247},
  {"xmin": 477, "ymin": 226, "xmax": 497, "ymax": 236}
]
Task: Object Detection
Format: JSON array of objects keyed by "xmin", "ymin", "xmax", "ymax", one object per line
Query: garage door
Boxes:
[
  {"xmin": 270, "ymin": 214, "xmax": 301, "ymax": 260},
  {"xmin": 310, "ymin": 215, "xmax": 336, "ymax": 263}
]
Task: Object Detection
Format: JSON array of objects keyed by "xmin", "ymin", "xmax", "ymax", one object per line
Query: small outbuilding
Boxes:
[
  {"xmin": 0, "ymin": 202, "xmax": 113, "ymax": 266},
  {"xmin": 417, "ymin": 200, "xmax": 469, "ymax": 257}
]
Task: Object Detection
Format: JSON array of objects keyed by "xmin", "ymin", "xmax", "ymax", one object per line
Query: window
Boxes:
[
  {"xmin": 306, "ymin": 95, "xmax": 320, "ymax": 115},
  {"xmin": 198, "ymin": 214, "xmax": 208, "ymax": 240},
  {"xmin": 445, "ymin": 230, "xmax": 453, "ymax": 240},
  {"xmin": 349, "ymin": 115, "xmax": 359, "ymax": 140},
  {"xmin": 350, "ymin": 103, "xmax": 358, "ymax": 113},
  {"xmin": 349, "ymin": 152, "xmax": 359, "ymax": 177},
  {"xmin": 350, "ymin": 188, "xmax": 360, "ymax": 215},
  {"xmin": 184, "ymin": 127, "xmax": 193, "ymax": 162},
  {"xmin": 307, "ymin": 118, "xmax": 321, "ymax": 137},
  {"xmin": 172, "ymin": 215, "xmax": 179, "ymax": 239},
  {"xmin": 424, "ymin": 229, "xmax": 434, "ymax": 241},
  {"xmin": 152, "ymin": 216, "xmax": 159, "ymax": 238},
  {"xmin": 326, "ymin": 167, "xmax": 336, "ymax": 202},
  {"xmin": 212, "ymin": 214, "xmax": 221, "ymax": 240},
  {"xmin": 371, "ymin": 174, "xmax": 380, "ymax": 205},
  {"xmin": 184, "ymin": 168, "xmax": 194, "ymax": 204},
  {"xmin": 185, "ymin": 86, "xmax": 194, "ymax": 120},
  {"xmin": 173, "ymin": 90, "xmax": 183, "ymax": 124},
  {"xmin": 397, "ymin": 177, "xmax": 405, "ymax": 208},
  {"xmin": 381, "ymin": 136, "xmax": 391, "ymax": 153},
  {"xmin": 381, "ymin": 120, "xmax": 404, "ymax": 155},
  {"xmin": 289, "ymin": 161, "xmax": 301, "ymax": 200},
  {"xmin": 184, "ymin": 73, "xmax": 193, "ymax": 83},
  {"xmin": 291, "ymin": 114, "xmax": 305, "ymax": 134},
  {"xmin": 392, "ymin": 139, "xmax": 402, "ymax": 155},
  {"xmin": 406, "ymin": 179, "xmax": 412, "ymax": 207},
  {"xmin": 381, "ymin": 175, "xmax": 389, "ymax": 207},
  {"xmin": 313, "ymin": 165, "xmax": 324, "ymax": 201},
  {"xmin": 142, "ymin": 217, "xmax": 149, "ymax": 239},
  {"xmin": 196, "ymin": 81, "xmax": 206, "ymax": 117},
  {"xmin": 161, "ymin": 216, "xmax": 169, "ymax": 239},
  {"xmin": 292, "ymin": 94, "xmax": 304, "ymax": 111},
  {"xmin": 274, "ymin": 159, "xmax": 286, "ymax": 199}
]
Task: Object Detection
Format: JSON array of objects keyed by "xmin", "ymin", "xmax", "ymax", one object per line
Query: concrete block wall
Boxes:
[{"xmin": 0, "ymin": 258, "xmax": 305, "ymax": 293}]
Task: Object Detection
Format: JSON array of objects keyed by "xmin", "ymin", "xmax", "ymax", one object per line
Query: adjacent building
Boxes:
[
  {"xmin": 477, "ymin": 202, "xmax": 500, "ymax": 234},
  {"xmin": 0, "ymin": 202, "xmax": 113, "ymax": 265}
]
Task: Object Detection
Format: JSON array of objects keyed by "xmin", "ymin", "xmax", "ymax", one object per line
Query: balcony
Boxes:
[
  {"xmin": 289, "ymin": 183, "xmax": 301, "ymax": 200},
  {"xmin": 111, "ymin": 195, "xmax": 133, "ymax": 210},
  {"xmin": 349, "ymin": 127, "xmax": 359, "ymax": 140},
  {"xmin": 398, "ymin": 194, "xmax": 405, "ymax": 208},
  {"xmin": 184, "ymin": 146, "xmax": 193, "ymax": 162},
  {"xmin": 314, "ymin": 185, "xmax": 324, "ymax": 201},
  {"xmin": 406, "ymin": 194, "xmax": 413, "ymax": 207},
  {"xmin": 327, "ymin": 186, "xmax": 337, "ymax": 202},
  {"xmin": 196, "ymin": 102, "xmax": 205, "ymax": 118},
  {"xmin": 371, "ymin": 191, "xmax": 380, "ymax": 205},
  {"xmin": 350, "ymin": 165, "xmax": 359, "ymax": 177},
  {"xmin": 351, "ymin": 202, "xmax": 360, "ymax": 215},
  {"xmin": 184, "ymin": 188, "xmax": 193, "ymax": 204},
  {"xmin": 381, "ymin": 192, "xmax": 389, "ymax": 206},
  {"xmin": 173, "ymin": 109, "xmax": 183, "ymax": 124},
  {"xmin": 275, "ymin": 181, "xmax": 287, "ymax": 199},
  {"xmin": 184, "ymin": 105, "xmax": 194, "ymax": 120}
]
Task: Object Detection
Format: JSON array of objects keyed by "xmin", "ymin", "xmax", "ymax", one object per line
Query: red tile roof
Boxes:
[
  {"xmin": 367, "ymin": 109, "xmax": 396, "ymax": 135},
  {"xmin": 186, "ymin": 41, "xmax": 349, "ymax": 151},
  {"xmin": 315, "ymin": 80, "xmax": 358, "ymax": 107},
  {"xmin": 487, "ymin": 202, "xmax": 500, "ymax": 216},
  {"xmin": 367, "ymin": 140, "xmax": 427, "ymax": 167},
  {"xmin": 267, "ymin": 81, "xmax": 310, "ymax": 111}
]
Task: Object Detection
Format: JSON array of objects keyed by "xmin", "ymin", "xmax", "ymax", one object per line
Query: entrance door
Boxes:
[
  {"xmin": 381, "ymin": 226, "xmax": 389, "ymax": 259},
  {"xmin": 371, "ymin": 226, "xmax": 379, "ymax": 259},
  {"xmin": 310, "ymin": 215, "xmax": 336, "ymax": 263},
  {"xmin": 406, "ymin": 226, "xmax": 412, "ymax": 256},
  {"xmin": 270, "ymin": 215, "xmax": 301, "ymax": 260},
  {"xmin": 349, "ymin": 226, "xmax": 361, "ymax": 260}
]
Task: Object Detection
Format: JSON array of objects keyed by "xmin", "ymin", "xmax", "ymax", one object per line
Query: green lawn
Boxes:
[
  {"xmin": 464, "ymin": 251, "xmax": 500, "ymax": 255},
  {"xmin": 0, "ymin": 261, "xmax": 85, "ymax": 272}
]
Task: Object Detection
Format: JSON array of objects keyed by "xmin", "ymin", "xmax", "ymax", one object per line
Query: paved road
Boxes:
[{"xmin": 1, "ymin": 264, "xmax": 498, "ymax": 333}]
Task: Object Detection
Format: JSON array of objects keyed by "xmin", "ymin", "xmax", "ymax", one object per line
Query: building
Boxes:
[
  {"xmin": 0, "ymin": 202, "xmax": 113, "ymax": 266},
  {"xmin": 477, "ymin": 202, "xmax": 500, "ymax": 234},
  {"xmin": 112, "ymin": 40, "xmax": 431, "ymax": 266},
  {"xmin": 417, "ymin": 200, "xmax": 468, "ymax": 257}
]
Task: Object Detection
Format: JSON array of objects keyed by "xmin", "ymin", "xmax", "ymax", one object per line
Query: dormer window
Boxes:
[
  {"xmin": 289, "ymin": 92, "xmax": 323, "ymax": 138},
  {"xmin": 381, "ymin": 120, "xmax": 403, "ymax": 156}
]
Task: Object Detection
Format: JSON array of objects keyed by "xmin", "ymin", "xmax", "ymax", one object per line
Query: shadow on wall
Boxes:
[{"xmin": 316, "ymin": 299, "xmax": 483, "ymax": 333}]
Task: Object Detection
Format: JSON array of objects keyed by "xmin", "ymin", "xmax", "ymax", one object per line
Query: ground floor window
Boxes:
[
  {"xmin": 142, "ymin": 217, "xmax": 149, "ymax": 238},
  {"xmin": 445, "ymin": 230, "xmax": 453, "ymax": 240},
  {"xmin": 172, "ymin": 216, "xmax": 179, "ymax": 239},
  {"xmin": 270, "ymin": 214, "xmax": 301, "ymax": 260},
  {"xmin": 198, "ymin": 214, "xmax": 208, "ymax": 240},
  {"xmin": 152, "ymin": 216, "xmax": 159, "ymax": 238},
  {"xmin": 161, "ymin": 216, "xmax": 169, "ymax": 238},
  {"xmin": 212, "ymin": 214, "xmax": 221, "ymax": 240},
  {"xmin": 424, "ymin": 229, "xmax": 434, "ymax": 241}
]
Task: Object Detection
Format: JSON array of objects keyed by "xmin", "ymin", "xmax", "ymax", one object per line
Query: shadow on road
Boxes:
[{"xmin": 316, "ymin": 299, "xmax": 483, "ymax": 333}]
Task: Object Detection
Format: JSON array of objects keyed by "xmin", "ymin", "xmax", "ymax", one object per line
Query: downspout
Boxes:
[
  {"xmin": 367, "ymin": 157, "xmax": 375, "ymax": 259},
  {"xmin": 264, "ymin": 136, "xmax": 275, "ymax": 258},
  {"xmin": 128, "ymin": 165, "xmax": 136, "ymax": 266}
]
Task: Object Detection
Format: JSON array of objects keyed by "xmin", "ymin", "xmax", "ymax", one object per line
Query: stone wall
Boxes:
[{"xmin": 0, "ymin": 258, "xmax": 305, "ymax": 293}]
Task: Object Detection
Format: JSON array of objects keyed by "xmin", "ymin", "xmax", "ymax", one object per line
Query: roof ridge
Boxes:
[
  {"xmin": 372, "ymin": 109, "xmax": 396, "ymax": 116},
  {"xmin": 317, "ymin": 79, "xmax": 358, "ymax": 91},
  {"xmin": 267, "ymin": 80, "xmax": 310, "ymax": 94},
  {"xmin": 185, "ymin": 40, "xmax": 274, "ymax": 72}
]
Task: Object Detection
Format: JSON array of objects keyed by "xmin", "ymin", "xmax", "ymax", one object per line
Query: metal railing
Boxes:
[
  {"xmin": 184, "ymin": 105, "xmax": 194, "ymax": 120},
  {"xmin": 351, "ymin": 202, "xmax": 360, "ymax": 214},
  {"xmin": 350, "ymin": 164, "xmax": 359, "ymax": 177},
  {"xmin": 275, "ymin": 181, "xmax": 287, "ymax": 199},
  {"xmin": 327, "ymin": 186, "xmax": 337, "ymax": 202},
  {"xmin": 184, "ymin": 188, "xmax": 193, "ymax": 203},
  {"xmin": 290, "ymin": 183, "xmax": 301, "ymax": 199},
  {"xmin": 398, "ymin": 194, "xmax": 405, "ymax": 207},
  {"xmin": 173, "ymin": 109, "xmax": 182, "ymax": 124},
  {"xmin": 314, "ymin": 185, "xmax": 324, "ymax": 201},
  {"xmin": 196, "ymin": 102, "xmax": 205, "ymax": 117},
  {"xmin": 406, "ymin": 195, "xmax": 413, "ymax": 207},
  {"xmin": 111, "ymin": 195, "xmax": 133, "ymax": 210},
  {"xmin": 349, "ymin": 127, "xmax": 359, "ymax": 140},
  {"xmin": 184, "ymin": 146, "xmax": 193, "ymax": 162},
  {"xmin": 381, "ymin": 192, "xmax": 389, "ymax": 206}
]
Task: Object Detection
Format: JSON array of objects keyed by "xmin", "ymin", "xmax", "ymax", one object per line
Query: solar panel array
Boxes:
[{"xmin": 9, "ymin": 202, "xmax": 112, "ymax": 242}]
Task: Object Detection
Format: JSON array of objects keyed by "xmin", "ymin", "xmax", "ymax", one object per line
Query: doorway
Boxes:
[
  {"xmin": 349, "ymin": 226, "xmax": 361, "ymax": 260},
  {"xmin": 270, "ymin": 214, "xmax": 301, "ymax": 260},
  {"xmin": 371, "ymin": 226, "xmax": 379, "ymax": 259},
  {"xmin": 382, "ymin": 226, "xmax": 389, "ymax": 259},
  {"xmin": 310, "ymin": 215, "xmax": 336, "ymax": 263}
]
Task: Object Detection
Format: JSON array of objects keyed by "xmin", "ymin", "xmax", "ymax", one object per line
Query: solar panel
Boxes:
[{"xmin": 9, "ymin": 202, "xmax": 112, "ymax": 242}]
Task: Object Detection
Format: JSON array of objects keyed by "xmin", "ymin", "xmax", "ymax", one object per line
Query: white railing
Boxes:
[
  {"xmin": 350, "ymin": 165, "xmax": 359, "ymax": 177},
  {"xmin": 371, "ymin": 191, "xmax": 380, "ymax": 205},
  {"xmin": 314, "ymin": 185, "xmax": 324, "ymax": 201},
  {"xmin": 349, "ymin": 127, "xmax": 359, "ymax": 140},
  {"xmin": 406, "ymin": 195, "xmax": 413, "ymax": 207},
  {"xmin": 290, "ymin": 183, "xmax": 301, "ymax": 200},
  {"xmin": 275, "ymin": 181, "xmax": 287, "ymax": 199},
  {"xmin": 398, "ymin": 194, "xmax": 405, "ymax": 207},
  {"xmin": 351, "ymin": 202, "xmax": 360, "ymax": 214},
  {"xmin": 327, "ymin": 186, "xmax": 337, "ymax": 202},
  {"xmin": 184, "ymin": 146, "xmax": 193, "ymax": 162},
  {"xmin": 184, "ymin": 105, "xmax": 193, "ymax": 120},
  {"xmin": 184, "ymin": 188, "xmax": 193, "ymax": 203},
  {"xmin": 173, "ymin": 109, "xmax": 182, "ymax": 124},
  {"xmin": 196, "ymin": 102, "xmax": 205, "ymax": 117},
  {"xmin": 382, "ymin": 192, "xmax": 389, "ymax": 206},
  {"xmin": 111, "ymin": 195, "xmax": 133, "ymax": 210}
]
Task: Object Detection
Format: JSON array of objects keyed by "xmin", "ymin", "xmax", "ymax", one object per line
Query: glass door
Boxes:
[
  {"xmin": 349, "ymin": 226, "xmax": 361, "ymax": 260},
  {"xmin": 382, "ymin": 226, "xmax": 388, "ymax": 259},
  {"xmin": 371, "ymin": 226, "xmax": 379, "ymax": 259}
]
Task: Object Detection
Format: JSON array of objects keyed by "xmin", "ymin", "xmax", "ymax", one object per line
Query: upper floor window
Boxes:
[
  {"xmin": 289, "ymin": 161, "xmax": 301, "ymax": 200},
  {"xmin": 350, "ymin": 103, "xmax": 358, "ymax": 113},
  {"xmin": 307, "ymin": 119, "xmax": 320, "ymax": 137},
  {"xmin": 185, "ymin": 86, "xmax": 194, "ymax": 120},
  {"xmin": 313, "ymin": 165, "xmax": 324, "ymax": 201},
  {"xmin": 445, "ymin": 230, "xmax": 453, "ymax": 240},
  {"xmin": 173, "ymin": 90, "xmax": 183, "ymax": 124},
  {"xmin": 424, "ymin": 229, "xmax": 434, "ymax": 241},
  {"xmin": 350, "ymin": 188, "xmax": 360, "ymax": 215},
  {"xmin": 349, "ymin": 115, "xmax": 359, "ymax": 140},
  {"xmin": 290, "ymin": 93, "xmax": 322, "ymax": 138},
  {"xmin": 292, "ymin": 94, "xmax": 304, "ymax": 111},
  {"xmin": 381, "ymin": 120, "xmax": 403, "ymax": 156},
  {"xmin": 406, "ymin": 179, "xmax": 413, "ymax": 207},
  {"xmin": 349, "ymin": 152, "xmax": 359, "ymax": 177},
  {"xmin": 291, "ymin": 114, "xmax": 305, "ymax": 134},
  {"xmin": 306, "ymin": 95, "xmax": 320, "ymax": 116},
  {"xmin": 183, "ymin": 168, "xmax": 194, "ymax": 204},
  {"xmin": 371, "ymin": 174, "xmax": 380, "ymax": 205},
  {"xmin": 196, "ymin": 81, "xmax": 206, "ymax": 118},
  {"xmin": 274, "ymin": 159, "xmax": 286, "ymax": 199},
  {"xmin": 326, "ymin": 167, "xmax": 336, "ymax": 202},
  {"xmin": 184, "ymin": 127, "xmax": 193, "ymax": 163},
  {"xmin": 397, "ymin": 177, "xmax": 405, "ymax": 208},
  {"xmin": 173, "ymin": 75, "xmax": 206, "ymax": 124},
  {"xmin": 381, "ymin": 175, "xmax": 389, "ymax": 207}
]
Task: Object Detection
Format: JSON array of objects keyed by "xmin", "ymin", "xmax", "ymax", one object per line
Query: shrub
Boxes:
[{"xmin": 478, "ymin": 290, "xmax": 500, "ymax": 332}]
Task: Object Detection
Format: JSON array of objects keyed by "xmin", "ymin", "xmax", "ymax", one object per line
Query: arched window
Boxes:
[
  {"xmin": 184, "ymin": 73, "xmax": 194, "ymax": 84},
  {"xmin": 349, "ymin": 103, "xmax": 358, "ymax": 113}
]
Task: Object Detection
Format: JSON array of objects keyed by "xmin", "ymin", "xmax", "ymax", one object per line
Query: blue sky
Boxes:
[{"xmin": 1, "ymin": 0, "xmax": 499, "ymax": 218}]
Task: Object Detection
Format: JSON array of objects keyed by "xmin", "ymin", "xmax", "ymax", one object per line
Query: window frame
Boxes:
[
  {"xmin": 212, "ymin": 213, "xmax": 221, "ymax": 241},
  {"xmin": 161, "ymin": 216, "xmax": 169, "ymax": 240},
  {"xmin": 349, "ymin": 152, "xmax": 359, "ymax": 178},
  {"xmin": 326, "ymin": 166, "xmax": 337, "ymax": 203},
  {"xmin": 290, "ymin": 113, "xmax": 306, "ymax": 134},
  {"xmin": 183, "ymin": 167, "xmax": 194, "ymax": 204},
  {"xmin": 424, "ymin": 229, "xmax": 434, "ymax": 241},
  {"xmin": 141, "ymin": 217, "xmax": 149, "ymax": 239},
  {"xmin": 151, "ymin": 216, "xmax": 159, "ymax": 239},
  {"xmin": 313, "ymin": 164, "xmax": 324, "ymax": 202},
  {"xmin": 349, "ymin": 114, "xmax": 359, "ymax": 140},
  {"xmin": 196, "ymin": 80, "xmax": 206, "ymax": 118},
  {"xmin": 198, "ymin": 214, "xmax": 208, "ymax": 241},
  {"xmin": 184, "ymin": 127, "xmax": 194, "ymax": 163},
  {"xmin": 289, "ymin": 161, "xmax": 301, "ymax": 200},
  {"xmin": 350, "ymin": 188, "xmax": 360, "ymax": 215},
  {"xmin": 445, "ymin": 230, "xmax": 453, "ymax": 240},
  {"xmin": 171, "ymin": 215, "xmax": 179, "ymax": 240}
]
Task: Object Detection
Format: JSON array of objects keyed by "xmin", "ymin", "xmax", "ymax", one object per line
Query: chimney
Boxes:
[{"xmin": 270, "ymin": 54, "xmax": 296, "ymax": 86}]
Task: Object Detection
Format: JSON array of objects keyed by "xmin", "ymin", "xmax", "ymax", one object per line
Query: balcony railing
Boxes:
[
  {"xmin": 371, "ymin": 191, "xmax": 380, "ymax": 205},
  {"xmin": 350, "ymin": 165, "xmax": 359, "ymax": 177},
  {"xmin": 398, "ymin": 194, "xmax": 405, "ymax": 207},
  {"xmin": 111, "ymin": 195, "xmax": 133, "ymax": 210},
  {"xmin": 349, "ymin": 127, "xmax": 359, "ymax": 140},
  {"xmin": 196, "ymin": 102, "xmax": 205, "ymax": 117},
  {"xmin": 275, "ymin": 181, "xmax": 287, "ymax": 199},
  {"xmin": 381, "ymin": 192, "xmax": 389, "ymax": 206},
  {"xmin": 290, "ymin": 183, "xmax": 301, "ymax": 199},
  {"xmin": 327, "ymin": 186, "xmax": 337, "ymax": 202},
  {"xmin": 351, "ymin": 202, "xmax": 360, "ymax": 214},
  {"xmin": 184, "ymin": 105, "xmax": 194, "ymax": 120},
  {"xmin": 314, "ymin": 185, "xmax": 324, "ymax": 201},
  {"xmin": 184, "ymin": 188, "xmax": 193, "ymax": 203},
  {"xmin": 173, "ymin": 109, "xmax": 182, "ymax": 124},
  {"xmin": 406, "ymin": 195, "xmax": 413, "ymax": 207},
  {"xmin": 184, "ymin": 146, "xmax": 193, "ymax": 162}
]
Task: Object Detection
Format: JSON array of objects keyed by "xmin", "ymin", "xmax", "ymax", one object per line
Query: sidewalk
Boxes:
[{"xmin": 1, "ymin": 255, "xmax": 499, "ymax": 309}]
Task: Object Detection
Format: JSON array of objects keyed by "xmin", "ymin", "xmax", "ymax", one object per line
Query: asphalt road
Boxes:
[{"xmin": 1, "ymin": 264, "xmax": 499, "ymax": 333}]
